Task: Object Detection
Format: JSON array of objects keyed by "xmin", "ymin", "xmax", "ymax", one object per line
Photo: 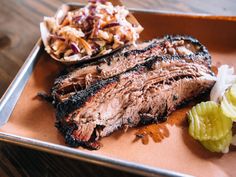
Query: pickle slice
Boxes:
[
  {"xmin": 188, "ymin": 101, "xmax": 232, "ymax": 141},
  {"xmin": 201, "ymin": 131, "xmax": 232, "ymax": 153},
  {"xmin": 229, "ymin": 84, "xmax": 236, "ymax": 101},
  {"xmin": 221, "ymin": 90, "xmax": 236, "ymax": 120}
]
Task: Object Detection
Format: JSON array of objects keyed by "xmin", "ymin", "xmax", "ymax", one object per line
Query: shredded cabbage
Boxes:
[
  {"xmin": 41, "ymin": 0, "xmax": 143, "ymax": 61},
  {"xmin": 210, "ymin": 65, "xmax": 236, "ymax": 102}
]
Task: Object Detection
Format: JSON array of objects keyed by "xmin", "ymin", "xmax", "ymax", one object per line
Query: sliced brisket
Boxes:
[
  {"xmin": 52, "ymin": 35, "xmax": 211, "ymax": 102},
  {"xmin": 53, "ymin": 36, "xmax": 216, "ymax": 149}
]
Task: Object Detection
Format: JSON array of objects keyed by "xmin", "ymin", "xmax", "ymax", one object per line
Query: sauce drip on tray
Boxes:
[{"xmin": 135, "ymin": 106, "xmax": 190, "ymax": 144}]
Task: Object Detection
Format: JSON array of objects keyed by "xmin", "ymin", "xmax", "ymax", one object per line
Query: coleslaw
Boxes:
[{"xmin": 41, "ymin": 0, "xmax": 143, "ymax": 62}]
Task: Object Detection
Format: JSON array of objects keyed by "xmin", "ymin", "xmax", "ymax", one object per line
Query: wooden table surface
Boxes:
[{"xmin": 0, "ymin": 0, "xmax": 236, "ymax": 176}]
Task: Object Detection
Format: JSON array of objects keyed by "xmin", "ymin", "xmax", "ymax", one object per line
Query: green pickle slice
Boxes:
[
  {"xmin": 229, "ymin": 84, "xmax": 236, "ymax": 100},
  {"xmin": 201, "ymin": 131, "xmax": 232, "ymax": 153},
  {"xmin": 221, "ymin": 90, "xmax": 236, "ymax": 120},
  {"xmin": 188, "ymin": 101, "xmax": 232, "ymax": 141}
]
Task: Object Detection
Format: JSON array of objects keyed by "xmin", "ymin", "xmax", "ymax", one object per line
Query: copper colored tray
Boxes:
[{"xmin": 1, "ymin": 3, "xmax": 236, "ymax": 177}]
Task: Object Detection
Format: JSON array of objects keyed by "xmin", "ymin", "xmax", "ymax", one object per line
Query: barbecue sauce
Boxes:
[{"xmin": 135, "ymin": 106, "xmax": 190, "ymax": 144}]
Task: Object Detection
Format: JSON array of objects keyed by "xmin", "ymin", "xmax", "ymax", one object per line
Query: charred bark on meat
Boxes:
[
  {"xmin": 50, "ymin": 35, "xmax": 215, "ymax": 149},
  {"xmin": 51, "ymin": 35, "xmax": 211, "ymax": 102}
]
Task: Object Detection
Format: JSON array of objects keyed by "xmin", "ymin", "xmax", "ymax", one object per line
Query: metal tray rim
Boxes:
[
  {"xmin": 0, "ymin": 131, "xmax": 190, "ymax": 177},
  {"xmin": 67, "ymin": 2, "xmax": 236, "ymax": 21},
  {"xmin": 0, "ymin": 39, "xmax": 42, "ymax": 126},
  {"xmin": 2, "ymin": 3, "xmax": 235, "ymax": 177}
]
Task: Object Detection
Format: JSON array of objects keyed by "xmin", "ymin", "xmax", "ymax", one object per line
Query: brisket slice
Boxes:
[
  {"xmin": 55, "ymin": 54, "xmax": 215, "ymax": 149},
  {"xmin": 52, "ymin": 35, "xmax": 210, "ymax": 102}
]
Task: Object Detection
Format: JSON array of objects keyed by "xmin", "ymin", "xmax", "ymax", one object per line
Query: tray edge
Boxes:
[
  {"xmin": 0, "ymin": 39, "xmax": 42, "ymax": 126},
  {"xmin": 2, "ymin": 3, "xmax": 236, "ymax": 177},
  {"xmin": 0, "ymin": 131, "xmax": 192, "ymax": 177}
]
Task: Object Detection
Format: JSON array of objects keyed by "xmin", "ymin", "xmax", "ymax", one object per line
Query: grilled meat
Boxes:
[
  {"xmin": 52, "ymin": 35, "xmax": 216, "ymax": 149},
  {"xmin": 52, "ymin": 35, "xmax": 210, "ymax": 102}
]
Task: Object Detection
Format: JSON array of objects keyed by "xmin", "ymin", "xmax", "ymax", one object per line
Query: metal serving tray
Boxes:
[{"xmin": 0, "ymin": 3, "xmax": 236, "ymax": 177}]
